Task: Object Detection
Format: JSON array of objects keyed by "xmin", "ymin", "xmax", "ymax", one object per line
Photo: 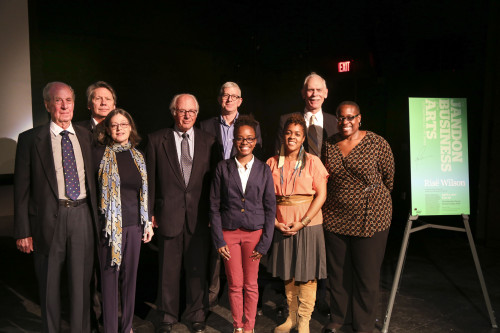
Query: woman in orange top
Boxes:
[{"xmin": 266, "ymin": 114, "xmax": 328, "ymax": 333}]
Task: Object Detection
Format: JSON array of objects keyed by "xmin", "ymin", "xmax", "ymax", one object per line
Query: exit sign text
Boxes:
[{"xmin": 338, "ymin": 61, "xmax": 351, "ymax": 72}]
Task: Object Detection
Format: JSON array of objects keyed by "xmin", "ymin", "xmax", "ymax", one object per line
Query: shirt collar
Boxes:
[
  {"xmin": 174, "ymin": 126, "xmax": 194, "ymax": 139},
  {"xmin": 304, "ymin": 109, "xmax": 323, "ymax": 122},
  {"xmin": 50, "ymin": 121, "xmax": 75, "ymax": 136},
  {"xmin": 219, "ymin": 112, "xmax": 239, "ymax": 126},
  {"xmin": 235, "ymin": 155, "xmax": 255, "ymax": 170}
]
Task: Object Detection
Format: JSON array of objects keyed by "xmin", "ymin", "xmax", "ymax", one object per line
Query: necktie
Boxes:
[
  {"xmin": 181, "ymin": 133, "xmax": 192, "ymax": 186},
  {"xmin": 60, "ymin": 130, "xmax": 80, "ymax": 200},
  {"xmin": 307, "ymin": 115, "xmax": 320, "ymax": 156}
]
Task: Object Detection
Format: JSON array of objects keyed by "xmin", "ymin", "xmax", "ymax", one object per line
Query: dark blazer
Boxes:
[
  {"xmin": 200, "ymin": 116, "xmax": 263, "ymax": 160},
  {"xmin": 209, "ymin": 158, "xmax": 276, "ymax": 255},
  {"xmin": 275, "ymin": 111, "xmax": 338, "ymax": 154},
  {"xmin": 146, "ymin": 127, "xmax": 216, "ymax": 237},
  {"xmin": 74, "ymin": 119, "xmax": 95, "ymax": 132},
  {"xmin": 14, "ymin": 123, "xmax": 98, "ymax": 255}
]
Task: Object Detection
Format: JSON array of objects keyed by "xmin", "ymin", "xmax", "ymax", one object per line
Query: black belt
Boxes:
[{"xmin": 59, "ymin": 198, "xmax": 87, "ymax": 207}]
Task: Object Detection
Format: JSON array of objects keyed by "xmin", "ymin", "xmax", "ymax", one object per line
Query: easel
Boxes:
[{"xmin": 382, "ymin": 214, "xmax": 497, "ymax": 333}]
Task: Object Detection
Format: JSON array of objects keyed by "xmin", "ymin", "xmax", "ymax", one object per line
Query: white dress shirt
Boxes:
[
  {"xmin": 173, "ymin": 126, "xmax": 195, "ymax": 165},
  {"xmin": 235, "ymin": 156, "xmax": 255, "ymax": 193},
  {"xmin": 304, "ymin": 109, "xmax": 324, "ymax": 151}
]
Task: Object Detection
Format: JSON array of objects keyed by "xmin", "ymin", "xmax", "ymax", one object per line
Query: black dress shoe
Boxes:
[
  {"xmin": 157, "ymin": 322, "xmax": 174, "ymax": 333},
  {"xmin": 191, "ymin": 321, "xmax": 206, "ymax": 332}
]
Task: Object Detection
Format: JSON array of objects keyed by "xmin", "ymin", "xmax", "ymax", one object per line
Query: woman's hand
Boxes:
[
  {"xmin": 218, "ymin": 245, "xmax": 231, "ymax": 261},
  {"xmin": 250, "ymin": 250, "xmax": 262, "ymax": 261},
  {"xmin": 151, "ymin": 216, "xmax": 158, "ymax": 228},
  {"xmin": 283, "ymin": 221, "xmax": 303, "ymax": 236},
  {"xmin": 275, "ymin": 222, "xmax": 297, "ymax": 236},
  {"xmin": 143, "ymin": 224, "xmax": 154, "ymax": 243}
]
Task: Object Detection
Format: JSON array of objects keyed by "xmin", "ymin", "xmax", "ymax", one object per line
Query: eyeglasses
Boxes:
[
  {"xmin": 110, "ymin": 123, "xmax": 130, "ymax": 130},
  {"xmin": 176, "ymin": 109, "xmax": 197, "ymax": 116},
  {"xmin": 221, "ymin": 94, "xmax": 241, "ymax": 101},
  {"xmin": 234, "ymin": 137, "xmax": 256, "ymax": 143},
  {"xmin": 337, "ymin": 114, "xmax": 360, "ymax": 123}
]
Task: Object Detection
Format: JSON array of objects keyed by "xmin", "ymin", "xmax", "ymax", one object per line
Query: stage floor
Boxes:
[{"xmin": 1, "ymin": 222, "xmax": 499, "ymax": 333}]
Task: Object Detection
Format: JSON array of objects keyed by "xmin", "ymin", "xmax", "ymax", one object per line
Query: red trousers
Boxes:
[{"xmin": 222, "ymin": 228, "xmax": 263, "ymax": 330}]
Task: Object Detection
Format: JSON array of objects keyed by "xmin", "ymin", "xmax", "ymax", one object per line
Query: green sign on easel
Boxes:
[{"xmin": 409, "ymin": 97, "xmax": 470, "ymax": 216}]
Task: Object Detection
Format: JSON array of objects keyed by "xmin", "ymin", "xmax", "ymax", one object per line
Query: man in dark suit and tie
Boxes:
[
  {"xmin": 275, "ymin": 73, "xmax": 338, "ymax": 155},
  {"xmin": 74, "ymin": 81, "xmax": 117, "ymax": 133},
  {"xmin": 146, "ymin": 94, "xmax": 216, "ymax": 333},
  {"xmin": 14, "ymin": 81, "xmax": 98, "ymax": 333},
  {"xmin": 199, "ymin": 81, "xmax": 263, "ymax": 309}
]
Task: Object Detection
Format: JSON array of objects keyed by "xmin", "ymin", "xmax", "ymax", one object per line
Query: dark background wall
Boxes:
[{"xmin": 27, "ymin": 0, "xmax": 500, "ymax": 243}]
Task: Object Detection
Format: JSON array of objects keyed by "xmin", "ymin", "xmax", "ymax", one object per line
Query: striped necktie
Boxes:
[
  {"xmin": 181, "ymin": 133, "xmax": 192, "ymax": 186},
  {"xmin": 307, "ymin": 115, "xmax": 320, "ymax": 156}
]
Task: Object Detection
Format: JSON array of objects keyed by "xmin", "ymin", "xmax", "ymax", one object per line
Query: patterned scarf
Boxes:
[{"xmin": 98, "ymin": 142, "xmax": 149, "ymax": 268}]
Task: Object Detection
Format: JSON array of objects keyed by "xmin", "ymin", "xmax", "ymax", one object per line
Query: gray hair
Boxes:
[
  {"xmin": 169, "ymin": 94, "xmax": 200, "ymax": 116},
  {"xmin": 301, "ymin": 72, "xmax": 327, "ymax": 91},
  {"xmin": 218, "ymin": 82, "xmax": 241, "ymax": 97},
  {"xmin": 43, "ymin": 82, "xmax": 75, "ymax": 101}
]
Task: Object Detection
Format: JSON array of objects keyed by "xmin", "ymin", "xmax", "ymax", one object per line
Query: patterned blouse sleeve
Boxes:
[{"xmin": 377, "ymin": 136, "xmax": 395, "ymax": 192}]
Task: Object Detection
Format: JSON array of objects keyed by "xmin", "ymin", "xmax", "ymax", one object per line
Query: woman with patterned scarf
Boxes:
[
  {"xmin": 266, "ymin": 114, "xmax": 328, "ymax": 333},
  {"xmin": 94, "ymin": 108, "xmax": 153, "ymax": 333}
]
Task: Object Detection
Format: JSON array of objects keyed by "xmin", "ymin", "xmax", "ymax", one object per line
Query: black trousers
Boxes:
[
  {"xmin": 34, "ymin": 203, "xmax": 94, "ymax": 333},
  {"xmin": 324, "ymin": 228, "xmax": 389, "ymax": 332},
  {"xmin": 157, "ymin": 223, "xmax": 210, "ymax": 323},
  {"xmin": 100, "ymin": 224, "xmax": 142, "ymax": 333}
]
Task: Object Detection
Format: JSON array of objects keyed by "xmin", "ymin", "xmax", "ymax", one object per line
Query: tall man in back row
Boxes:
[
  {"xmin": 276, "ymin": 72, "xmax": 338, "ymax": 155},
  {"xmin": 14, "ymin": 81, "xmax": 98, "ymax": 332},
  {"xmin": 147, "ymin": 94, "xmax": 216, "ymax": 333}
]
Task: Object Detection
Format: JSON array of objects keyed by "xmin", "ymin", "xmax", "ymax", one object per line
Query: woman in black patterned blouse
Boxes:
[{"xmin": 321, "ymin": 101, "xmax": 394, "ymax": 333}]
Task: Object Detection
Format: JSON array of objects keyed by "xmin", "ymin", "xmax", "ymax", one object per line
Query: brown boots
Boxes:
[
  {"xmin": 274, "ymin": 279, "xmax": 317, "ymax": 333},
  {"xmin": 275, "ymin": 279, "xmax": 299, "ymax": 332}
]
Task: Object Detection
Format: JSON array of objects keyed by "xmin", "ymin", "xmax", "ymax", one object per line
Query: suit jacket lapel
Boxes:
[
  {"xmin": 162, "ymin": 129, "xmax": 185, "ymax": 187},
  {"xmin": 35, "ymin": 125, "xmax": 58, "ymax": 198},
  {"xmin": 246, "ymin": 158, "xmax": 261, "ymax": 195},
  {"xmin": 228, "ymin": 158, "xmax": 244, "ymax": 196},
  {"xmin": 75, "ymin": 126, "xmax": 93, "ymax": 191}
]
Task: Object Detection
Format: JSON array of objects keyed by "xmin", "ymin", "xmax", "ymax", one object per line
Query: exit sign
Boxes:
[{"xmin": 338, "ymin": 61, "xmax": 351, "ymax": 72}]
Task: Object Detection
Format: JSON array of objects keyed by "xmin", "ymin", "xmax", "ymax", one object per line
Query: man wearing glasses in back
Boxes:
[{"xmin": 200, "ymin": 82, "xmax": 263, "ymax": 310}]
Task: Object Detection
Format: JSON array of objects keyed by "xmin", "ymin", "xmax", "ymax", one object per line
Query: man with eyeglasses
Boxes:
[
  {"xmin": 275, "ymin": 72, "xmax": 338, "ymax": 156},
  {"xmin": 200, "ymin": 81, "xmax": 263, "ymax": 310},
  {"xmin": 201, "ymin": 81, "xmax": 263, "ymax": 160},
  {"xmin": 146, "ymin": 94, "xmax": 216, "ymax": 333}
]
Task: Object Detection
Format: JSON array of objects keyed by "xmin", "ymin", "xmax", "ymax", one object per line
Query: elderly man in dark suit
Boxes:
[
  {"xmin": 200, "ymin": 81, "xmax": 263, "ymax": 309},
  {"xmin": 275, "ymin": 73, "xmax": 338, "ymax": 155},
  {"xmin": 74, "ymin": 81, "xmax": 117, "ymax": 133},
  {"xmin": 146, "ymin": 94, "xmax": 216, "ymax": 333},
  {"xmin": 14, "ymin": 81, "xmax": 98, "ymax": 333}
]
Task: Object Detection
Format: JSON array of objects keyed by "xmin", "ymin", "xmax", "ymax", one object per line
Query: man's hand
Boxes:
[{"xmin": 16, "ymin": 237, "xmax": 33, "ymax": 253}]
